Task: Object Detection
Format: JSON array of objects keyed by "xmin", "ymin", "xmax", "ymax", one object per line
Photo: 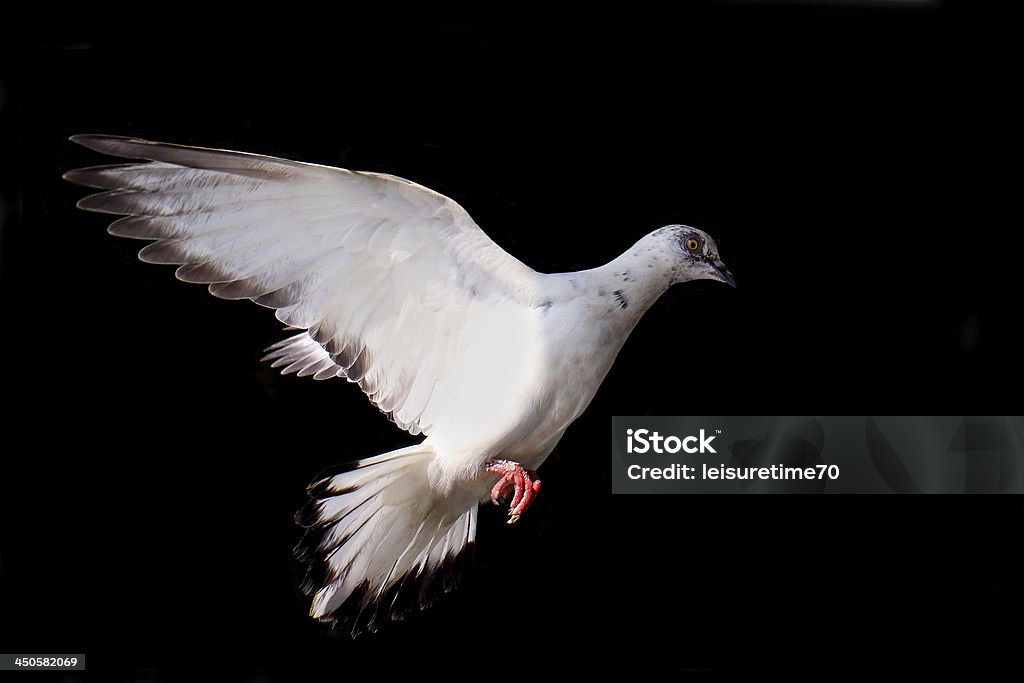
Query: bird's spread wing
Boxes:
[{"xmin": 65, "ymin": 135, "xmax": 542, "ymax": 435}]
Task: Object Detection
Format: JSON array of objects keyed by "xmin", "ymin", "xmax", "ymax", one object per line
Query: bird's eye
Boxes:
[{"xmin": 685, "ymin": 238, "xmax": 700, "ymax": 253}]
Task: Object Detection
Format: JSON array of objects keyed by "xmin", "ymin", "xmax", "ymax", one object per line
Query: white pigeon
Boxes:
[{"xmin": 65, "ymin": 135, "xmax": 736, "ymax": 631}]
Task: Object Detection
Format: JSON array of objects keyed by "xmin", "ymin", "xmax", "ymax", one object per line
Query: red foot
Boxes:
[{"xmin": 484, "ymin": 460, "xmax": 542, "ymax": 524}]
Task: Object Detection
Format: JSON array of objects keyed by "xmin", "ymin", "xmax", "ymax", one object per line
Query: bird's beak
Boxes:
[{"xmin": 707, "ymin": 259, "xmax": 737, "ymax": 288}]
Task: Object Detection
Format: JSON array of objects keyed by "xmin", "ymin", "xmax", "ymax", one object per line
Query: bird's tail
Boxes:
[{"xmin": 295, "ymin": 443, "xmax": 477, "ymax": 633}]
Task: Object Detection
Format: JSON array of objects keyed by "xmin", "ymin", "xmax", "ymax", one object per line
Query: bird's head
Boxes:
[{"xmin": 656, "ymin": 224, "xmax": 736, "ymax": 288}]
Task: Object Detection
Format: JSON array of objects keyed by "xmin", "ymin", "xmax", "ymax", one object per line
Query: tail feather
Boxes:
[{"xmin": 295, "ymin": 443, "xmax": 477, "ymax": 633}]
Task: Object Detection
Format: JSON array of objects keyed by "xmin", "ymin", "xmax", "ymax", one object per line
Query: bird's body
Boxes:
[
  {"xmin": 429, "ymin": 244, "xmax": 686, "ymax": 487},
  {"xmin": 65, "ymin": 135, "xmax": 734, "ymax": 632}
]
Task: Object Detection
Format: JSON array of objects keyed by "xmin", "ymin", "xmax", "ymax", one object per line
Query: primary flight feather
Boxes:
[{"xmin": 65, "ymin": 135, "xmax": 735, "ymax": 632}]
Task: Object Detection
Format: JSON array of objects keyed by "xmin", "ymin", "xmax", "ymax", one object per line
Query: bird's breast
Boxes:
[
  {"xmin": 429, "ymin": 300, "xmax": 634, "ymax": 475},
  {"xmin": 496, "ymin": 307, "xmax": 632, "ymax": 468}
]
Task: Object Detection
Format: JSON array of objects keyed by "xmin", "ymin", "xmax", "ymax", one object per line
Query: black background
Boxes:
[{"xmin": 2, "ymin": 1, "xmax": 1021, "ymax": 680}]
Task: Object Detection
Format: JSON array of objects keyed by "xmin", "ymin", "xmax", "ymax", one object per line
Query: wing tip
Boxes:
[
  {"xmin": 68, "ymin": 134, "xmax": 157, "ymax": 159},
  {"xmin": 69, "ymin": 132, "xmax": 130, "ymax": 146},
  {"xmin": 62, "ymin": 164, "xmax": 121, "ymax": 189},
  {"xmin": 73, "ymin": 190, "xmax": 133, "ymax": 214}
]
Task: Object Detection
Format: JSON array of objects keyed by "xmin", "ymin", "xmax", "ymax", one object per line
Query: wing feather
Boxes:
[{"xmin": 66, "ymin": 135, "xmax": 541, "ymax": 435}]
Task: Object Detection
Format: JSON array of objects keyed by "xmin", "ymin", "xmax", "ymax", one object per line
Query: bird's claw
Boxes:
[
  {"xmin": 490, "ymin": 477, "xmax": 514, "ymax": 505},
  {"xmin": 484, "ymin": 460, "xmax": 541, "ymax": 522}
]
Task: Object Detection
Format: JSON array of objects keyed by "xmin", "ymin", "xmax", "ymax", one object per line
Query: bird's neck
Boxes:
[{"xmin": 550, "ymin": 244, "xmax": 676, "ymax": 328}]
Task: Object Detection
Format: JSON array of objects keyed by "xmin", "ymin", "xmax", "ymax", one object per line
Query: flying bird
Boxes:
[{"xmin": 64, "ymin": 135, "xmax": 736, "ymax": 631}]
